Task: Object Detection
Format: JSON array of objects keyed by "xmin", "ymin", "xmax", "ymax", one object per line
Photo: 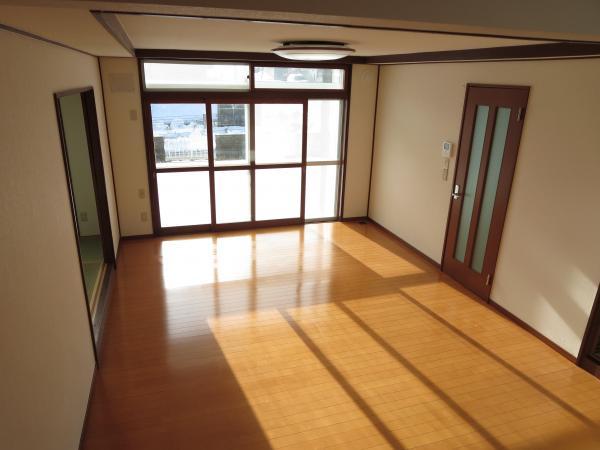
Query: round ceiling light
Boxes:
[{"xmin": 272, "ymin": 41, "xmax": 355, "ymax": 61}]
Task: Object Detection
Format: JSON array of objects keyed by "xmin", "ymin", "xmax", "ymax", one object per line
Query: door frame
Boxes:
[
  {"xmin": 54, "ymin": 86, "xmax": 115, "ymax": 363},
  {"xmin": 441, "ymin": 83, "xmax": 530, "ymax": 300},
  {"xmin": 578, "ymin": 285, "xmax": 600, "ymax": 377},
  {"xmin": 138, "ymin": 59, "xmax": 351, "ymax": 236}
]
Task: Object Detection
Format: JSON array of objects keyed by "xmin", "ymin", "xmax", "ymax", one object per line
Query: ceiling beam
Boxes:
[
  {"xmin": 366, "ymin": 42, "xmax": 600, "ymax": 64},
  {"xmin": 92, "ymin": 11, "xmax": 135, "ymax": 56},
  {"xmin": 135, "ymin": 49, "xmax": 367, "ymax": 64}
]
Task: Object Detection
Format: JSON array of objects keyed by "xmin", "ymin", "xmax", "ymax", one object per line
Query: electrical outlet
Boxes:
[
  {"xmin": 80, "ymin": 211, "xmax": 88, "ymax": 222},
  {"xmin": 138, "ymin": 188, "xmax": 145, "ymax": 199},
  {"xmin": 141, "ymin": 212, "xmax": 148, "ymax": 222},
  {"xmin": 129, "ymin": 109, "xmax": 138, "ymax": 121}
]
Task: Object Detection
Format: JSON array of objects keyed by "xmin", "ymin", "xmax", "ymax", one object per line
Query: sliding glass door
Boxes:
[{"xmin": 142, "ymin": 60, "xmax": 348, "ymax": 235}]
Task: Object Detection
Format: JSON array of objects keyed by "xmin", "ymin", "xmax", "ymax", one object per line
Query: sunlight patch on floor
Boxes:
[
  {"xmin": 208, "ymin": 310, "xmax": 394, "ymax": 449},
  {"xmin": 310, "ymin": 223, "xmax": 425, "ymax": 278}
]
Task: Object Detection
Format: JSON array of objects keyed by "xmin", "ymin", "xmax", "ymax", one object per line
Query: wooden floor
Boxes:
[{"xmin": 82, "ymin": 222, "xmax": 600, "ymax": 449}]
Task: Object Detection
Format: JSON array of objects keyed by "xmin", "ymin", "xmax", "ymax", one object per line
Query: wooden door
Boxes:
[{"xmin": 443, "ymin": 85, "xmax": 529, "ymax": 299}]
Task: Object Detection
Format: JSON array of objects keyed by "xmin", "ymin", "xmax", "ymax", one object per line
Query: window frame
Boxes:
[{"xmin": 139, "ymin": 58, "xmax": 351, "ymax": 235}]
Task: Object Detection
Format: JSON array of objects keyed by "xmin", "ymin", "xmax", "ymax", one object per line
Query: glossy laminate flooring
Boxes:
[{"xmin": 82, "ymin": 222, "xmax": 600, "ymax": 449}]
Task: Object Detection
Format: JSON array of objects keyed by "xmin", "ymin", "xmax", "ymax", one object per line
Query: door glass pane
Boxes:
[
  {"xmin": 254, "ymin": 67, "xmax": 344, "ymax": 90},
  {"xmin": 454, "ymin": 105, "xmax": 489, "ymax": 262},
  {"xmin": 157, "ymin": 172, "xmax": 211, "ymax": 227},
  {"xmin": 255, "ymin": 104, "xmax": 302, "ymax": 164},
  {"xmin": 144, "ymin": 62, "xmax": 250, "ymax": 91},
  {"xmin": 255, "ymin": 168, "xmax": 301, "ymax": 220},
  {"xmin": 215, "ymin": 170, "xmax": 251, "ymax": 224},
  {"xmin": 151, "ymin": 104, "xmax": 208, "ymax": 168},
  {"xmin": 471, "ymin": 107, "xmax": 511, "ymax": 273},
  {"xmin": 307, "ymin": 100, "xmax": 343, "ymax": 162},
  {"xmin": 305, "ymin": 165, "xmax": 339, "ymax": 219},
  {"xmin": 212, "ymin": 104, "xmax": 250, "ymax": 166}
]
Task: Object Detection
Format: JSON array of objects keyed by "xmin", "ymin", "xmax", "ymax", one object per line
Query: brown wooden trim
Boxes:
[
  {"xmin": 91, "ymin": 264, "xmax": 115, "ymax": 357},
  {"xmin": 97, "ymin": 10, "xmax": 600, "ymax": 44},
  {"xmin": 81, "ymin": 89, "xmax": 116, "ymax": 266},
  {"xmin": 138, "ymin": 59, "xmax": 161, "ymax": 234},
  {"xmin": 155, "ymin": 165, "xmax": 210, "ymax": 173},
  {"xmin": 91, "ymin": 11, "xmax": 135, "ymax": 56},
  {"xmin": 121, "ymin": 233, "xmax": 155, "ymax": 240},
  {"xmin": 97, "ymin": 57, "xmax": 122, "ymax": 244},
  {"xmin": 365, "ymin": 65, "xmax": 381, "ymax": 217},
  {"xmin": 440, "ymin": 84, "xmax": 470, "ymax": 274},
  {"xmin": 249, "ymin": 102, "xmax": 256, "ymax": 221},
  {"xmin": 54, "ymin": 90, "xmax": 99, "ymax": 366},
  {"xmin": 367, "ymin": 42, "xmax": 600, "ymax": 65},
  {"xmin": 0, "ymin": 22, "xmax": 95, "ymax": 57},
  {"xmin": 338, "ymin": 65, "xmax": 352, "ymax": 219},
  {"xmin": 206, "ymin": 103, "xmax": 217, "ymax": 227},
  {"xmin": 54, "ymin": 87, "xmax": 117, "ymax": 365},
  {"xmin": 300, "ymin": 99, "xmax": 308, "ymax": 221},
  {"xmin": 141, "ymin": 89, "xmax": 348, "ymax": 101},
  {"xmin": 136, "ymin": 48, "xmax": 365, "ymax": 64},
  {"xmin": 367, "ymin": 218, "xmax": 441, "ymax": 269},
  {"xmin": 488, "ymin": 299, "xmax": 577, "ymax": 363},
  {"xmin": 158, "ymin": 218, "xmax": 302, "ymax": 235},
  {"xmin": 255, "ymin": 162, "xmax": 303, "ymax": 169}
]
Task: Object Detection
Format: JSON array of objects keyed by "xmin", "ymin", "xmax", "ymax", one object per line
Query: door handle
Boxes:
[{"xmin": 451, "ymin": 184, "xmax": 463, "ymax": 200}]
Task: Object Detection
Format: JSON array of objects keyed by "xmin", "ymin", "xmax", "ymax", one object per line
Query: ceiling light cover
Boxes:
[{"xmin": 272, "ymin": 42, "xmax": 355, "ymax": 61}]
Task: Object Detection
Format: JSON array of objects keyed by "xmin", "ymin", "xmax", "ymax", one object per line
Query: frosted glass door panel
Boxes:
[
  {"xmin": 454, "ymin": 105, "xmax": 489, "ymax": 262},
  {"xmin": 471, "ymin": 107, "xmax": 511, "ymax": 273}
]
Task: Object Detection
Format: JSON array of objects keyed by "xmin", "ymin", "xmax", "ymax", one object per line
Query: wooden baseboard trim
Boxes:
[
  {"xmin": 121, "ymin": 233, "xmax": 154, "ymax": 240},
  {"xmin": 78, "ymin": 366, "xmax": 97, "ymax": 450},
  {"xmin": 341, "ymin": 216, "xmax": 369, "ymax": 223},
  {"xmin": 488, "ymin": 299, "xmax": 577, "ymax": 364},
  {"xmin": 366, "ymin": 218, "xmax": 441, "ymax": 269},
  {"xmin": 92, "ymin": 264, "xmax": 115, "ymax": 358}
]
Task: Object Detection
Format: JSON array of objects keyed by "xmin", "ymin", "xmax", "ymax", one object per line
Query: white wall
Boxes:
[
  {"xmin": 369, "ymin": 58, "xmax": 600, "ymax": 357},
  {"xmin": 343, "ymin": 64, "xmax": 378, "ymax": 218},
  {"xmin": 99, "ymin": 57, "xmax": 153, "ymax": 237},
  {"xmin": 0, "ymin": 30, "xmax": 119, "ymax": 450}
]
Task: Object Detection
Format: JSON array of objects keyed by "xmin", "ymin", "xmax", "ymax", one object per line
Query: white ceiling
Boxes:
[
  {"xmin": 0, "ymin": 3, "xmax": 556, "ymax": 58},
  {"xmin": 119, "ymin": 14, "xmax": 538, "ymax": 56},
  {"xmin": 0, "ymin": 5, "xmax": 130, "ymax": 56}
]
